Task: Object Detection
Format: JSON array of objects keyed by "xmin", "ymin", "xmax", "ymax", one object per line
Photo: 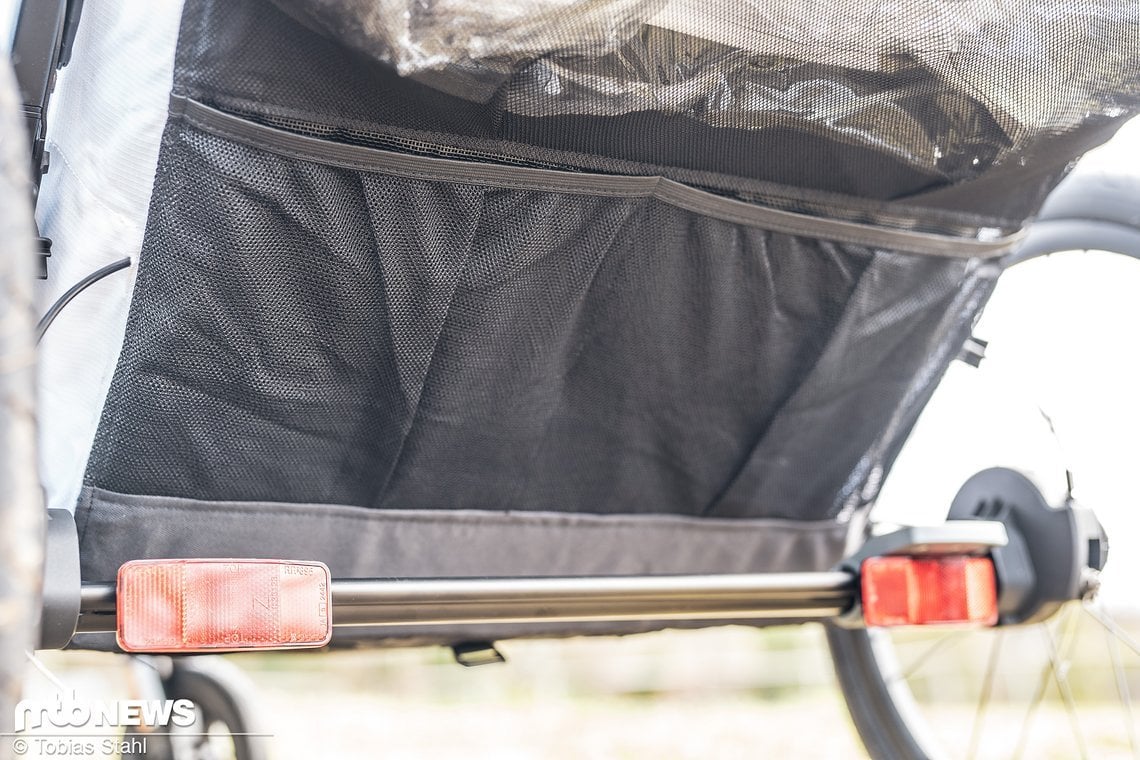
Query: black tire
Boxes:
[
  {"xmin": 166, "ymin": 658, "xmax": 267, "ymax": 760},
  {"xmin": 826, "ymin": 625, "xmax": 939, "ymax": 760},
  {"xmin": 124, "ymin": 657, "xmax": 267, "ymax": 760}
]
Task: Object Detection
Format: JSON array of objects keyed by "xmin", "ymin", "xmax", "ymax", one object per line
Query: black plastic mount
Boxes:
[
  {"xmin": 40, "ymin": 508, "xmax": 81, "ymax": 649},
  {"xmin": 452, "ymin": 641, "xmax": 507, "ymax": 667},
  {"xmin": 10, "ymin": 0, "xmax": 85, "ymax": 279},
  {"xmin": 949, "ymin": 467, "xmax": 1108, "ymax": 625},
  {"xmin": 36, "ymin": 235, "xmax": 51, "ymax": 279}
]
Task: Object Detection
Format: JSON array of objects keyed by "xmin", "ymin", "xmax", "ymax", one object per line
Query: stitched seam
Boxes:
[
  {"xmin": 173, "ymin": 97, "xmax": 1020, "ymax": 258},
  {"xmin": 88, "ymin": 490, "xmax": 844, "ymax": 532}
]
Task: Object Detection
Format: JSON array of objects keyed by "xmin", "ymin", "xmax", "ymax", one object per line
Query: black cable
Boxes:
[{"xmin": 35, "ymin": 257, "xmax": 132, "ymax": 345}]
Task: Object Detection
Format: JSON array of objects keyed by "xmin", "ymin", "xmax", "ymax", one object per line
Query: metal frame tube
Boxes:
[
  {"xmin": 75, "ymin": 572, "xmax": 856, "ymax": 634},
  {"xmin": 1005, "ymin": 219, "xmax": 1140, "ymax": 266}
]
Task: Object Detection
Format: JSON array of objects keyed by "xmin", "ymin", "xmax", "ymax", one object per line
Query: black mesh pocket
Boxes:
[{"xmin": 84, "ymin": 108, "xmax": 989, "ymax": 521}]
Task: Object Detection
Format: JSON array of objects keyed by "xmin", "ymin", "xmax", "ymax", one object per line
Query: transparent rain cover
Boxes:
[{"xmin": 273, "ymin": 0, "xmax": 1140, "ymax": 177}]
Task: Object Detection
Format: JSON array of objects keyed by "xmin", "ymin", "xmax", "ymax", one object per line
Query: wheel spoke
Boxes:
[
  {"xmin": 23, "ymin": 650, "xmax": 69, "ymax": 691},
  {"xmin": 1104, "ymin": 620, "xmax": 1140, "ymax": 758},
  {"xmin": 1013, "ymin": 609, "xmax": 1076, "ymax": 760},
  {"xmin": 1083, "ymin": 600, "xmax": 1140, "ymax": 658},
  {"xmin": 889, "ymin": 631, "xmax": 963, "ymax": 683},
  {"xmin": 1040, "ymin": 608, "xmax": 1089, "ymax": 760},
  {"xmin": 967, "ymin": 630, "xmax": 1003, "ymax": 760},
  {"xmin": 1013, "ymin": 653, "xmax": 1051, "ymax": 759}
]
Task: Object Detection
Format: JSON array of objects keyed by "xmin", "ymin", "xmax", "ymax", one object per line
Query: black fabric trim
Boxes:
[{"xmin": 174, "ymin": 95, "xmax": 1022, "ymax": 259}]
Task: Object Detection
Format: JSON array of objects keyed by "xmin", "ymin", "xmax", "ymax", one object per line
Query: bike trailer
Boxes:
[{"xmin": 6, "ymin": 0, "xmax": 1139, "ymax": 652}]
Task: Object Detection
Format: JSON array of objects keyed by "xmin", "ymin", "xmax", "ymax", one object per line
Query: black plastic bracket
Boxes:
[
  {"xmin": 36, "ymin": 235, "xmax": 51, "ymax": 279},
  {"xmin": 10, "ymin": 0, "xmax": 84, "ymax": 280},
  {"xmin": 837, "ymin": 521, "xmax": 1009, "ymax": 576},
  {"xmin": 10, "ymin": 0, "xmax": 69, "ymax": 177},
  {"xmin": 956, "ymin": 334, "xmax": 988, "ymax": 368},
  {"xmin": 948, "ymin": 467, "xmax": 1108, "ymax": 625},
  {"xmin": 40, "ymin": 508, "xmax": 81, "ymax": 649},
  {"xmin": 452, "ymin": 641, "xmax": 507, "ymax": 667}
]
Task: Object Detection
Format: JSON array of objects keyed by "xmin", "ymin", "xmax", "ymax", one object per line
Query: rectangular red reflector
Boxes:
[
  {"xmin": 861, "ymin": 555, "xmax": 998, "ymax": 627},
  {"xmin": 117, "ymin": 559, "xmax": 331, "ymax": 652}
]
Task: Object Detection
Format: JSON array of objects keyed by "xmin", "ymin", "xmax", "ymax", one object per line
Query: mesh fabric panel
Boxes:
[
  {"xmin": 81, "ymin": 0, "xmax": 1121, "ymax": 534},
  {"xmin": 87, "ymin": 119, "xmax": 991, "ymax": 520}
]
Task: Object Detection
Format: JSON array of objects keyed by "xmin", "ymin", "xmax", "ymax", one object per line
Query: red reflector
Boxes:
[
  {"xmin": 861, "ymin": 556, "xmax": 998, "ymax": 627},
  {"xmin": 117, "ymin": 559, "xmax": 331, "ymax": 652}
]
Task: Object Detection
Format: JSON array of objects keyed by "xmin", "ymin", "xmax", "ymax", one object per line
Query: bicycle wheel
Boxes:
[
  {"xmin": 121, "ymin": 656, "xmax": 267, "ymax": 760},
  {"xmin": 161, "ymin": 657, "xmax": 268, "ymax": 760},
  {"xmin": 828, "ymin": 248, "xmax": 1140, "ymax": 760}
]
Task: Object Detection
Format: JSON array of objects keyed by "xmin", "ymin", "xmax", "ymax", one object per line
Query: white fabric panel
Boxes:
[
  {"xmin": 35, "ymin": 0, "xmax": 184, "ymax": 512},
  {"xmin": 1, "ymin": 0, "xmax": 18, "ymax": 52}
]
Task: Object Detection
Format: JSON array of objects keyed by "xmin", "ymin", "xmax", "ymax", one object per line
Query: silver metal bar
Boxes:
[{"xmin": 75, "ymin": 572, "xmax": 855, "ymax": 634}]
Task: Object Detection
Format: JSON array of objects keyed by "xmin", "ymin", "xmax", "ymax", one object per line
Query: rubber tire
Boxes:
[
  {"xmin": 124, "ymin": 658, "xmax": 267, "ymax": 760},
  {"xmin": 826, "ymin": 624, "xmax": 937, "ymax": 760},
  {"xmin": 166, "ymin": 658, "xmax": 267, "ymax": 760}
]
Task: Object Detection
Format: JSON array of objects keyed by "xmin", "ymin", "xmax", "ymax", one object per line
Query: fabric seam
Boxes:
[
  {"xmin": 171, "ymin": 95, "xmax": 1023, "ymax": 259},
  {"xmin": 86, "ymin": 487, "xmax": 846, "ymax": 533}
]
